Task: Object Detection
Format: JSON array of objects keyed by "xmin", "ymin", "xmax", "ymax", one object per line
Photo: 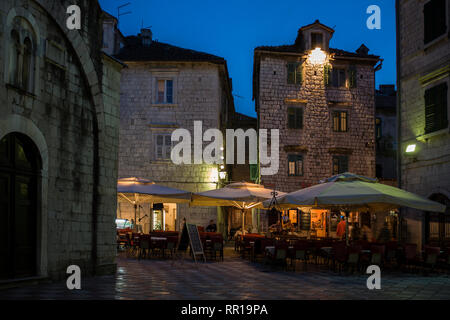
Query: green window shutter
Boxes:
[
  {"xmin": 349, "ymin": 66, "xmax": 357, "ymax": 88},
  {"xmin": 324, "ymin": 64, "xmax": 331, "ymax": 86},
  {"xmin": 295, "ymin": 63, "xmax": 303, "ymax": 85},
  {"xmin": 287, "ymin": 63, "xmax": 295, "ymax": 84},
  {"xmin": 436, "ymin": 83, "xmax": 448, "ymax": 131},
  {"xmin": 425, "ymin": 88, "xmax": 436, "ymax": 133},
  {"xmin": 249, "ymin": 164, "xmax": 258, "ymax": 181}
]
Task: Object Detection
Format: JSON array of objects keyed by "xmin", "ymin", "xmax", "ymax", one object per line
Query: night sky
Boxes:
[{"xmin": 99, "ymin": 0, "xmax": 396, "ymax": 117}]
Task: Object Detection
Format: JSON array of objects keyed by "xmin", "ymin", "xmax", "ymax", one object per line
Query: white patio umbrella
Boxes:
[
  {"xmin": 191, "ymin": 182, "xmax": 286, "ymax": 232},
  {"xmin": 117, "ymin": 177, "xmax": 191, "ymax": 231},
  {"xmin": 261, "ymin": 173, "xmax": 446, "ymax": 244}
]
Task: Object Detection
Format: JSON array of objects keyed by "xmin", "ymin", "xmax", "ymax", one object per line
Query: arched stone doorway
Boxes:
[
  {"xmin": 0, "ymin": 132, "xmax": 41, "ymax": 279},
  {"xmin": 425, "ymin": 193, "xmax": 450, "ymax": 248}
]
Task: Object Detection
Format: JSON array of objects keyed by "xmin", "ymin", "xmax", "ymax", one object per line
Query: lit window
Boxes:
[
  {"xmin": 333, "ymin": 111, "xmax": 348, "ymax": 132},
  {"xmin": 157, "ymin": 79, "xmax": 174, "ymax": 104},
  {"xmin": 288, "ymin": 154, "xmax": 303, "ymax": 176}
]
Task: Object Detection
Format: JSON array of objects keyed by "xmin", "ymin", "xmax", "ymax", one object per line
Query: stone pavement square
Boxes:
[{"xmin": 1, "ymin": 249, "xmax": 450, "ymax": 300}]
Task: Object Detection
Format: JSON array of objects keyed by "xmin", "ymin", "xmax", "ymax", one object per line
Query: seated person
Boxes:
[{"xmin": 206, "ymin": 220, "xmax": 217, "ymax": 233}]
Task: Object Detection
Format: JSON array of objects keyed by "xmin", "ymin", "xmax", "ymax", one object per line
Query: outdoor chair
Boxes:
[
  {"xmin": 164, "ymin": 236, "xmax": 178, "ymax": 258},
  {"xmin": 346, "ymin": 245, "xmax": 362, "ymax": 274},
  {"xmin": 265, "ymin": 243, "xmax": 288, "ymax": 270},
  {"xmin": 212, "ymin": 237, "xmax": 224, "ymax": 261},
  {"xmin": 290, "ymin": 242, "xmax": 309, "ymax": 271},
  {"xmin": 138, "ymin": 235, "xmax": 150, "ymax": 260},
  {"xmin": 385, "ymin": 241, "xmax": 398, "ymax": 267},
  {"xmin": 401, "ymin": 243, "xmax": 420, "ymax": 272},
  {"xmin": 332, "ymin": 243, "xmax": 347, "ymax": 273}
]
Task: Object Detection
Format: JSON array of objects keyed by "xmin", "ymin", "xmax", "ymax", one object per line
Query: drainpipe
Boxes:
[
  {"xmin": 395, "ymin": 0, "xmax": 403, "ymax": 241},
  {"xmin": 91, "ymin": 114, "xmax": 99, "ymax": 275}
]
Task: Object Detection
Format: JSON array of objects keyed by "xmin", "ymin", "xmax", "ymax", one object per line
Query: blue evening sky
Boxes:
[{"xmin": 99, "ymin": 0, "xmax": 396, "ymax": 117}]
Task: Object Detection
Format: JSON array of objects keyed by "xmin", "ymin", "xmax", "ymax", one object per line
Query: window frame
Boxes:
[
  {"xmin": 332, "ymin": 155, "xmax": 349, "ymax": 175},
  {"xmin": 311, "ymin": 32, "xmax": 324, "ymax": 50},
  {"xmin": 287, "ymin": 106, "xmax": 304, "ymax": 129},
  {"xmin": 287, "ymin": 62, "xmax": 303, "ymax": 85},
  {"xmin": 288, "ymin": 154, "xmax": 304, "ymax": 177},
  {"xmin": 423, "ymin": 0, "xmax": 448, "ymax": 45},
  {"xmin": 156, "ymin": 79, "xmax": 174, "ymax": 104},
  {"xmin": 424, "ymin": 82, "xmax": 448, "ymax": 134},
  {"xmin": 331, "ymin": 67, "xmax": 347, "ymax": 88},
  {"xmin": 332, "ymin": 110, "xmax": 348, "ymax": 132},
  {"xmin": 154, "ymin": 133, "xmax": 173, "ymax": 160}
]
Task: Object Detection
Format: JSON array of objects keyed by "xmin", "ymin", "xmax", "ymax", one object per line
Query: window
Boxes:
[
  {"xmin": 348, "ymin": 65, "xmax": 357, "ymax": 88},
  {"xmin": 332, "ymin": 111, "xmax": 348, "ymax": 132},
  {"xmin": 311, "ymin": 33, "xmax": 323, "ymax": 49},
  {"xmin": 288, "ymin": 154, "xmax": 303, "ymax": 176},
  {"xmin": 332, "ymin": 68, "xmax": 346, "ymax": 87},
  {"xmin": 155, "ymin": 134, "xmax": 172, "ymax": 160},
  {"xmin": 332, "ymin": 156, "xmax": 348, "ymax": 175},
  {"xmin": 288, "ymin": 107, "xmax": 303, "ymax": 129},
  {"xmin": 424, "ymin": 0, "xmax": 447, "ymax": 44},
  {"xmin": 425, "ymin": 83, "xmax": 448, "ymax": 133},
  {"xmin": 375, "ymin": 118, "xmax": 382, "ymax": 139},
  {"xmin": 157, "ymin": 79, "xmax": 173, "ymax": 104},
  {"xmin": 22, "ymin": 37, "xmax": 33, "ymax": 92},
  {"xmin": 9, "ymin": 30, "xmax": 20, "ymax": 86},
  {"xmin": 287, "ymin": 62, "xmax": 303, "ymax": 85}
]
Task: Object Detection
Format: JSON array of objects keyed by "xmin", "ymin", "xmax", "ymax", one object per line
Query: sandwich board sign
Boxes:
[{"xmin": 178, "ymin": 223, "xmax": 206, "ymax": 262}]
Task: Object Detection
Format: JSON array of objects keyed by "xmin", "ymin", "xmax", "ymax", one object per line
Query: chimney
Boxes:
[{"xmin": 139, "ymin": 28, "xmax": 152, "ymax": 47}]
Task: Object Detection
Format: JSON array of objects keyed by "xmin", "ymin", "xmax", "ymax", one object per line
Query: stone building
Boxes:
[
  {"xmin": 375, "ymin": 84, "xmax": 397, "ymax": 183},
  {"xmin": 253, "ymin": 20, "xmax": 381, "ymax": 193},
  {"xmin": 110, "ymin": 28, "xmax": 234, "ymax": 233},
  {"xmin": 0, "ymin": 0, "xmax": 122, "ymax": 282},
  {"xmin": 397, "ymin": 0, "xmax": 450, "ymax": 248}
]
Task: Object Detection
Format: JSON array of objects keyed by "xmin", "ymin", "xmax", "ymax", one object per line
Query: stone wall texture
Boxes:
[
  {"xmin": 256, "ymin": 54, "xmax": 377, "ymax": 193},
  {"xmin": 398, "ymin": 0, "xmax": 450, "ymax": 248},
  {"xmin": 118, "ymin": 61, "xmax": 232, "ymax": 231},
  {"xmin": 0, "ymin": 0, "xmax": 122, "ymax": 280}
]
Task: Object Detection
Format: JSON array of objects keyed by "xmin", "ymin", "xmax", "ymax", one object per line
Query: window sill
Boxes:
[
  {"xmin": 424, "ymin": 33, "xmax": 448, "ymax": 51},
  {"xmin": 151, "ymin": 160, "xmax": 174, "ymax": 164},
  {"xmin": 152, "ymin": 103, "xmax": 177, "ymax": 108},
  {"xmin": 417, "ymin": 127, "xmax": 449, "ymax": 142}
]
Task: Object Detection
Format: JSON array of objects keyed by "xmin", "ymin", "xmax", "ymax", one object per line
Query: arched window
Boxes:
[
  {"xmin": 9, "ymin": 30, "xmax": 20, "ymax": 86},
  {"xmin": 22, "ymin": 37, "xmax": 34, "ymax": 92}
]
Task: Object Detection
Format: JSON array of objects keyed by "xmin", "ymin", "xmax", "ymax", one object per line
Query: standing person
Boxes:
[
  {"xmin": 206, "ymin": 220, "xmax": 217, "ymax": 232},
  {"xmin": 336, "ymin": 217, "xmax": 346, "ymax": 240}
]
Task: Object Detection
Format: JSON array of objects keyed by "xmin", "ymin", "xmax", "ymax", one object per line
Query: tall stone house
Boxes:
[
  {"xmin": 397, "ymin": 0, "xmax": 450, "ymax": 249},
  {"xmin": 107, "ymin": 27, "xmax": 235, "ymax": 233},
  {"xmin": 0, "ymin": 0, "xmax": 123, "ymax": 282},
  {"xmin": 375, "ymin": 84, "xmax": 397, "ymax": 184},
  {"xmin": 253, "ymin": 20, "xmax": 381, "ymax": 193}
]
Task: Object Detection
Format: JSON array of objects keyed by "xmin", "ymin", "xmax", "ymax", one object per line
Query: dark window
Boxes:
[
  {"xmin": 348, "ymin": 65, "xmax": 357, "ymax": 88},
  {"xmin": 288, "ymin": 154, "xmax": 303, "ymax": 176},
  {"xmin": 9, "ymin": 30, "xmax": 20, "ymax": 86},
  {"xmin": 311, "ymin": 33, "xmax": 323, "ymax": 49},
  {"xmin": 376, "ymin": 164, "xmax": 383, "ymax": 178},
  {"xmin": 288, "ymin": 107, "xmax": 303, "ymax": 129},
  {"xmin": 332, "ymin": 156, "xmax": 349, "ymax": 175},
  {"xmin": 425, "ymin": 83, "xmax": 448, "ymax": 134},
  {"xmin": 287, "ymin": 62, "xmax": 303, "ymax": 85},
  {"xmin": 332, "ymin": 111, "xmax": 348, "ymax": 132},
  {"xmin": 332, "ymin": 68, "xmax": 346, "ymax": 87},
  {"xmin": 424, "ymin": 0, "xmax": 447, "ymax": 44},
  {"xmin": 376, "ymin": 117, "xmax": 382, "ymax": 139},
  {"xmin": 249, "ymin": 164, "xmax": 258, "ymax": 181}
]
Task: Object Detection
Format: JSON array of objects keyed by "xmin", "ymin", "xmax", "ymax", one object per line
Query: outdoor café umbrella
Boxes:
[
  {"xmin": 261, "ymin": 172, "xmax": 446, "ymax": 244},
  {"xmin": 190, "ymin": 182, "xmax": 286, "ymax": 232},
  {"xmin": 117, "ymin": 177, "xmax": 192, "ymax": 230}
]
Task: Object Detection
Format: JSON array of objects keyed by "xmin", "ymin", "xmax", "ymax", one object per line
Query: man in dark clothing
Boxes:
[{"xmin": 206, "ymin": 220, "xmax": 217, "ymax": 232}]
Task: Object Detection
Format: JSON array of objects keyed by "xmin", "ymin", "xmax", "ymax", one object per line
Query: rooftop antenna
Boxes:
[{"xmin": 117, "ymin": 2, "xmax": 132, "ymax": 28}]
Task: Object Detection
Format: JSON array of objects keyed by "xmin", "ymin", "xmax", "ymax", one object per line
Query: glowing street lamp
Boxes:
[
  {"xmin": 309, "ymin": 47, "xmax": 326, "ymax": 65},
  {"xmin": 405, "ymin": 144, "xmax": 416, "ymax": 153}
]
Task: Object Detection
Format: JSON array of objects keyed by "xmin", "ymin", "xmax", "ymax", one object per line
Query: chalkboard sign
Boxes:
[
  {"xmin": 186, "ymin": 223, "xmax": 204, "ymax": 257},
  {"xmin": 300, "ymin": 211, "xmax": 311, "ymax": 231}
]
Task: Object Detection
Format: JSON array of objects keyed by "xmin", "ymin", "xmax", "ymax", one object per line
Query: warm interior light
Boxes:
[
  {"xmin": 309, "ymin": 47, "xmax": 326, "ymax": 65},
  {"xmin": 219, "ymin": 171, "xmax": 227, "ymax": 180},
  {"xmin": 406, "ymin": 144, "xmax": 416, "ymax": 153}
]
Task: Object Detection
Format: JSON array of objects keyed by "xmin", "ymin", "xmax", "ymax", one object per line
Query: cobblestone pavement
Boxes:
[{"xmin": 1, "ymin": 248, "xmax": 450, "ymax": 300}]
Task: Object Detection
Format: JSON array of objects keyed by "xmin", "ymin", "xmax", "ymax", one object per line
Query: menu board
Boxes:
[
  {"xmin": 300, "ymin": 211, "xmax": 311, "ymax": 231},
  {"xmin": 186, "ymin": 223, "xmax": 204, "ymax": 256}
]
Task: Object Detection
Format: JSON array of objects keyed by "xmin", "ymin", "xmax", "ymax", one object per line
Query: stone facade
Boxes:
[
  {"xmin": 397, "ymin": 0, "xmax": 450, "ymax": 248},
  {"xmin": 110, "ymin": 30, "xmax": 234, "ymax": 233},
  {"xmin": 253, "ymin": 21, "xmax": 381, "ymax": 193},
  {"xmin": 0, "ymin": 0, "xmax": 122, "ymax": 281}
]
